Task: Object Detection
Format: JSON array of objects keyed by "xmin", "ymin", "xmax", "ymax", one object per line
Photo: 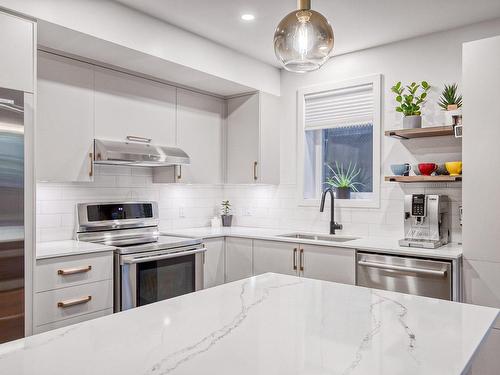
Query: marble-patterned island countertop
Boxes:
[
  {"xmin": 0, "ymin": 273, "xmax": 496, "ymax": 375},
  {"xmin": 163, "ymin": 226, "xmax": 463, "ymax": 259}
]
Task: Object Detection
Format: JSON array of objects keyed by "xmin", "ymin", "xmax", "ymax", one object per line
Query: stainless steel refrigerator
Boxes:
[{"xmin": 0, "ymin": 87, "xmax": 25, "ymax": 343}]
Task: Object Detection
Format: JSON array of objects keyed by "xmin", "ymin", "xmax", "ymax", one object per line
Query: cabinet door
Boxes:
[
  {"xmin": 259, "ymin": 93, "xmax": 280, "ymax": 185},
  {"xmin": 94, "ymin": 67, "xmax": 176, "ymax": 145},
  {"xmin": 226, "ymin": 94, "xmax": 260, "ymax": 184},
  {"xmin": 0, "ymin": 11, "xmax": 34, "ymax": 92},
  {"xmin": 203, "ymin": 238, "xmax": 225, "ymax": 288},
  {"xmin": 37, "ymin": 52, "xmax": 94, "ymax": 182},
  {"xmin": 253, "ymin": 240, "xmax": 298, "ymax": 276},
  {"xmin": 225, "ymin": 238, "xmax": 253, "ymax": 282},
  {"xmin": 177, "ymin": 89, "xmax": 223, "ymax": 184},
  {"xmin": 300, "ymin": 244, "xmax": 355, "ymax": 284}
]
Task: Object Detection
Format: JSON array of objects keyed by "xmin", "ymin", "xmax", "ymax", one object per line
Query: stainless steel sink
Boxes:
[{"xmin": 278, "ymin": 233, "xmax": 358, "ymax": 243}]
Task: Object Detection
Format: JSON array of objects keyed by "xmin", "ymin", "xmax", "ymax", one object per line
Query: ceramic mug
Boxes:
[
  {"xmin": 418, "ymin": 163, "xmax": 438, "ymax": 176},
  {"xmin": 445, "ymin": 161, "xmax": 463, "ymax": 176},
  {"xmin": 435, "ymin": 164, "xmax": 450, "ymax": 176},
  {"xmin": 391, "ymin": 163, "xmax": 411, "ymax": 176}
]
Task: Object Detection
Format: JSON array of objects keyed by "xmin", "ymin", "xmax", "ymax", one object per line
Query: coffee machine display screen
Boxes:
[{"xmin": 411, "ymin": 194, "xmax": 426, "ymax": 217}]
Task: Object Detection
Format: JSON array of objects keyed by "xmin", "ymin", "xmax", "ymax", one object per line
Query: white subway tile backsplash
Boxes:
[
  {"xmin": 37, "ymin": 167, "xmax": 461, "ymax": 243},
  {"xmin": 36, "ymin": 214, "xmax": 61, "ymax": 228}
]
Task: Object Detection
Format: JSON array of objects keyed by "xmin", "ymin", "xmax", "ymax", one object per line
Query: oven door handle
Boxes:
[
  {"xmin": 122, "ymin": 247, "xmax": 206, "ymax": 264},
  {"xmin": 357, "ymin": 260, "xmax": 447, "ymax": 277}
]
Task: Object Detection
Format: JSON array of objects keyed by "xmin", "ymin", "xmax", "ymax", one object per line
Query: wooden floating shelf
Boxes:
[
  {"xmin": 384, "ymin": 125, "xmax": 455, "ymax": 139},
  {"xmin": 385, "ymin": 175, "xmax": 462, "ymax": 183}
]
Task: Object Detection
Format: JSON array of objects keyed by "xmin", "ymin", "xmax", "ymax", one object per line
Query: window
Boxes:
[{"xmin": 298, "ymin": 75, "xmax": 381, "ymax": 208}]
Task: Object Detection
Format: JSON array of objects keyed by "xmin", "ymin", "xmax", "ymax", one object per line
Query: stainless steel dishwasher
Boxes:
[{"xmin": 356, "ymin": 252, "xmax": 453, "ymax": 300}]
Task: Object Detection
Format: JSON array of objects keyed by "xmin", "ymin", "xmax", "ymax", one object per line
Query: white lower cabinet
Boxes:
[
  {"xmin": 252, "ymin": 240, "xmax": 355, "ymax": 284},
  {"xmin": 253, "ymin": 240, "xmax": 298, "ymax": 276},
  {"xmin": 225, "ymin": 238, "xmax": 253, "ymax": 282},
  {"xmin": 203, "ymin": 238, "xmax": 225, "ymax": 288},
  {"xmin": 301, "ymin": 244, "xmax": 355, "ymax": 284},
  {"xmin": 34, "ymin": 251, "xmax": 114, "ymax": 333}
]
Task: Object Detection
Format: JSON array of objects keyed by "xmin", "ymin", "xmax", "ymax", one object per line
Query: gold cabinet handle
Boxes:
[
  {"xmin": 57, "ymin": 265, "xmax": 92, "ymax": 276},
  {"xmin": 57, "ymin": 295, "xmax": 92, "ymax": 308},
  {"xmin": 177, "ymin": 165, "xmax": 182, "ymax": 180},
  {"xmin": 253, "ymin": 161, "xmax": 258, "ymax": 181},
  {"xmin": 293, "ymin": 248, "xmax": 297, "ymax": 271},
  {"xmin": 299, "ymin": 249, "xmax": 304, "ymax": 272},
  {"xmin": 89, "ymin": 153, "xmax": 94, "ymax": 177}
]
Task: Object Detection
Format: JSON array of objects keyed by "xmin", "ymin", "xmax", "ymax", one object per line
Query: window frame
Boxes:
[{"xmin": 297, "ymin": 74, "xmax": 382, "ymax": 208}]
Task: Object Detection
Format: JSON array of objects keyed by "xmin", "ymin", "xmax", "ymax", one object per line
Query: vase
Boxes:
[
  {"xmin": 335, "ymin": 187, "xmax": 351, "ymax": 199},
  {"xmin": 221, "ymin": 215, "xmax": 233, "ymax": 227},
  {"xmin": 403, "ymin": 115, "xmax": 422, "ymax": 129}
]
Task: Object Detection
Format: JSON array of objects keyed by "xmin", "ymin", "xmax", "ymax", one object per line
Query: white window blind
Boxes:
[{"xmin": 304, "ymin": 83, "xmax": 374, "ymax": 130}]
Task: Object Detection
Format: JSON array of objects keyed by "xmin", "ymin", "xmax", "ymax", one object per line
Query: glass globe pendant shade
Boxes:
[{"xmin": 274, "ymin": 0, "xmax": 334, "ymax": 73}]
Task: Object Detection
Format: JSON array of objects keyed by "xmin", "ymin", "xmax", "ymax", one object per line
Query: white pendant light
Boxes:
[{"xmin": 274, "ymin": 0, "xmax": 334, "ymax": 73}]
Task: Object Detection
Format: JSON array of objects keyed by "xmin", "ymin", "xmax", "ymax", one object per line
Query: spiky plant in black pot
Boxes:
[{"xmin": 439, "ymin": 83, "xmax": 462, "ymax": 111}]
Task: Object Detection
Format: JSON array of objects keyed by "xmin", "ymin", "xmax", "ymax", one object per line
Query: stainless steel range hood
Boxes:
[{"xmin": 94, "ymin": 139, "xmax": 190, "ymax": 167}]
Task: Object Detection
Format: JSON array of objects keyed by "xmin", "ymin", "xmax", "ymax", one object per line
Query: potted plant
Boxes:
[
  {"xmin": 220, "ymin": 200, "xmax": 233, "ymax": 227},
  {"xmin": 324, "ymin": 162, "xmax": 364, "ymax": 199},
  {"xmin": 391, "ymin": 81, "xmax": 430, "ymax": 129},
  {"xmin": 439, "ymin": 83, "xmax": 462, "ymax": 111}
]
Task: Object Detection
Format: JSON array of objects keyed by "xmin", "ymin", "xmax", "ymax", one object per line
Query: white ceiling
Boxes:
[{"xmin": 115, "ymin": 0, "xmax": 500, "ymax": 67}]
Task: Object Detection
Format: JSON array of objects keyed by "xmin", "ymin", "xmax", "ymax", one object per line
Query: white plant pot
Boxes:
[{"xmin": 403, "ymin": 115, "xmax": 422, "ymax": 129}]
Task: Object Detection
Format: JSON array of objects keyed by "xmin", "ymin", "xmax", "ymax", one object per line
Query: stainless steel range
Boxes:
[{"xmin": 75, "ymin": 201, "xmax": 205, "ymax": 312}]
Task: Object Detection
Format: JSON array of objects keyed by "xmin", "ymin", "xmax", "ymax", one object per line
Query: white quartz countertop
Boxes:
[
  {"xmin": 0, "ymin": 273, "xmax": 496, "ymax": 375},
  {"xmin": 163, "ymin": 226, "xmax": 463, "ymax": 259},
  {"xmin": 36, "ymin": 240, "xmax": 115, "ymax": 259}
]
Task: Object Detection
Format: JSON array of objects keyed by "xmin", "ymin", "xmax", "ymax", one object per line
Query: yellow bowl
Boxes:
[{"xmin": 445, "ymin": 161, "xmax": 462, "ymax": 176}]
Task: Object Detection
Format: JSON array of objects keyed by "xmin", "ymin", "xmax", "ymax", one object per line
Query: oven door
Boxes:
[{"xmin": 118, "ymin": 246, "xmax": 205, "ymax": 311}]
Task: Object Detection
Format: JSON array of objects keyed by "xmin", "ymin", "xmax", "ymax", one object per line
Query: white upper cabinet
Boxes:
[
  {"xmin": 94, "ymin": 67, "xmax": 176, "ymax": 145},
  {"xmin": 0, "ymin": 11, "xmax": 34, "ymax": 93},
  {"xmin": 37, "ymin": 52, "xmax": 95, "ymax": 182},
  {"xmin": 226, "ymin": 92, "xmax": 280, "ymax": 184},
  {"xmin": 176, "ymin": 89, "xmax": 223, "ymax": 184}
]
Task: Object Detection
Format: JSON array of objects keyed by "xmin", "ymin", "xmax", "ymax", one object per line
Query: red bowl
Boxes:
[{"xmin": 418, "ymin": 163, "xmax": 438, "ymax": 176}]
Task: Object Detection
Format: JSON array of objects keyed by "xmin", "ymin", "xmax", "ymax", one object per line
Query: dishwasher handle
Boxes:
[{"xmin": 357, "ymin": 260, "xmax": 447, "ymax": 277}]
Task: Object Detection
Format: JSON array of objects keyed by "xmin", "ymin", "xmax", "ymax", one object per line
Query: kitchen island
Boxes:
[{"xmin": 0, "ymin": 273, "xmax": 497, "ymax": 375}]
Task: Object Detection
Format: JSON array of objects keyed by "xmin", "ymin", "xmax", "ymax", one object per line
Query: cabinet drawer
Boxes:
[
  {"xmin": 34, "ymin": 280, "xmax": 113, "ymax": 326},
  {"xmin": 34, "ymin": 308, "xmax": 113, "ymax": 334},
  {"xmin": 35, "ymin": 252, "xmax": 113, "ymax": 292}
]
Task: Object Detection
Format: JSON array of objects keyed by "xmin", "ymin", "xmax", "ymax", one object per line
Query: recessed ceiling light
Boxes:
[{"xmin": 241, "ymin": 14, "xmax": 255, "ymax": 21}]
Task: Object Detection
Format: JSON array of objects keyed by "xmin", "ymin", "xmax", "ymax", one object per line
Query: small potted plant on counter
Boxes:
[
  {"xmin": 220, "ymin": 200, "xmax": 233, "ymax": 227},
  {"xmin": 324, "ymin": 162, "xmax": 363, "ymax": 199},
  {"xmin": 391, "ymin": 81, "xmax": 430, "ymax": 129}
]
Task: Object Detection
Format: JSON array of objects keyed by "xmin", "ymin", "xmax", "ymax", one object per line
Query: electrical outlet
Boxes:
[{"xmin": 243, "ymin": 208, "xmax": 253, "ymax": 216}]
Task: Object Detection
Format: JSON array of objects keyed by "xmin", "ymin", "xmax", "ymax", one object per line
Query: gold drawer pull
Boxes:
[
  {"xmin": 57, "ymin": 266, "xmax": 92, "ymax": 276},
  {"xmin": 57, "ymin": 296, "xmax": 92, "ymax": 308}
]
